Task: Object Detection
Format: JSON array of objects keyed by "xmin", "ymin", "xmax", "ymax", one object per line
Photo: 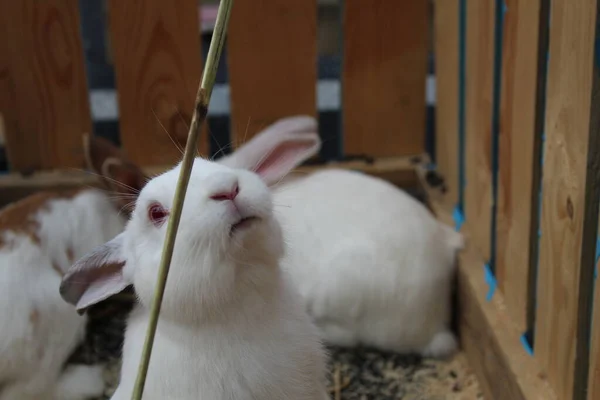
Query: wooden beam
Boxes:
[
  {"xmin": 106, "ymin": 0, "xmax": 206, "ymax": 167},
  {"xmin": 494, "ymin": 0, "xmax": 545, "ymax": 332},
  {"xmin": 227, "ymin": 0, "xmax": 317, "ymax": 147},
  {"xmin": 534, "ymin": 0, "xmax": 600, "ymax": 398},
  {"xmin": 0, "ymin": 155, "xmax": 422, "ymax": 208},
  {"xmin": 433, "ymin": 0, "xmax": 460, "ymax": 206},
  {"xmin": 464, "ymin": 0, "xmax": 495, "ymax": 261},
  {"xmin": 342, "ymin": 0, "xmax": 428, "ymax": 157},
  {"xmin": 0, "ymin": 0, "xmax": 91, "ymax": 172}
]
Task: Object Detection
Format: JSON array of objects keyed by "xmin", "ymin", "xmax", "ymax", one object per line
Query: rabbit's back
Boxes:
[{"xmin": 273, "ymin": 169, "xmax": 461, "ymax": 356}]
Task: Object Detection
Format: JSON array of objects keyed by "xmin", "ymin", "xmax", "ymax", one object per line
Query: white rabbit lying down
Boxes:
[
  {"xmin": 59, "ymin": 129, "xmax": 330, "ymax": 400},
  {"xmin": 0, "ymin": 135, "xmax": 148, "ymax": 400},
  {"xmin": 219, "ymin": 115, "xmax": 465, "ymax": 358}
]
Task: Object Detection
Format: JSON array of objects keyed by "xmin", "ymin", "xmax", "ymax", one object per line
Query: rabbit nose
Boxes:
[{"xmin": 210, "ymin": 182, "xmax": 239, "ymax": 202}]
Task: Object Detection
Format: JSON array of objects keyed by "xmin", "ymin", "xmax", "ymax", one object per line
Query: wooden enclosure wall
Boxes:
[
  {"xmin": 434, "ymin": 0, "xmax": 600, "ymax": 398},
  {"xmin": 0, "ymin": 0, "xmax": 430, "ymax": 176}
]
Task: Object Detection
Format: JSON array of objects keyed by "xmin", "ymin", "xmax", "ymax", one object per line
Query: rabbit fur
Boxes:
[
  {"xmin": 219, "ymin": 116, "xmax": 464, "ymax": 358},
  {"xmin": 59, "ymin": 136, "xmax": 330, "ymax": 400},
  {"xmin": 0, "ymin": 135, "xmax": 148, "ymax": 400}
]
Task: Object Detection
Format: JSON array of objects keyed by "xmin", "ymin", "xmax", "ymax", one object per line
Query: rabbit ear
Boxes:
[
  {"xmin": 219, "ymin": 115, "xmax": 321, "ymax": 186},
  {"xmin": 83, "ymin": 134, "xmax": 148, "ymax": 211},
  {"xmin": 60, "ymin": 233, "xmax": 132, "ymax": 314}
]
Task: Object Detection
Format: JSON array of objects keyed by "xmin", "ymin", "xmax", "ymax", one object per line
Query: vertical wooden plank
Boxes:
[
  {"xmin": 535, "ymin": 0, "xmax": 600, "ymax": 398},
  {"xmin": 433, "ymin": 0, "xmax": 459, "ymax": 205},
  {"xmin": 494, "ymin": 0, "xmax": 544, "ymax": 332},
  {"xmin": 107, "ymin": 0, "xmax": 205, "ymax": 167},
  {"xmin": 0, "ymin": 0, "xmax": 91, "ymax": 172},
  {"xmin": 589, "ymin": 209, "xmax": 600, "ymax": 399},
  {"xmin": 464, "ymin": 0, "xmax": 495, "ymax": 261},
  {"xmin": 342, "ymin": 0, "xmax": 428, "ymax": 157},
  {"xmin": 228, "ymin": 0, "xmax": 317, "ymax": 146}
]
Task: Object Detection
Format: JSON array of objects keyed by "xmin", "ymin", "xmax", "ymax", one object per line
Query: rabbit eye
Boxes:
[{"xmin": 148, "ymin": 202, "xmax": 168, "ymax": 226}]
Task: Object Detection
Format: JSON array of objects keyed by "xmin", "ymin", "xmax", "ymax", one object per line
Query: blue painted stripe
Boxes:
[
  {"xmin": 484, "ymin": 263, "xmax": 497, "ymax": 301},
  {"xmin": 453, "ymin": 205, "xmax": 465, "ymax": 231},
  {"xmin": 520, "ymin": 332, "xmax": 534, "ymax": 356}
]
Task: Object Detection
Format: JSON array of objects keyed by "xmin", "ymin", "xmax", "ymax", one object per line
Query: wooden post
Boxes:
[
  {"xmin": 106, "ymin": 0, "xmax": 206, "ymax": 167},
  {"xmin": 464, "ymin": 0, "xmax": 496, "ymax": 261},
  {"xmin": 494, "ymin": 0, "xmax": 548, "ymax": 333},
  {"xmin": 589, "ymin": 206, "xmax": 600, "ymax": 399},
  {"xmin": 0, "ymin": 0, "xmax": 91, "ymax": 172},
  {"xmin": 227, "ymin": 0, "xmax": 317, "ymax": 147},
  {"xmin": 433, "ymin": 0, "xmax": 459, "ymax": 205},
  {"xmin": 342, "ymin": 0, "xmax": 428, "ymax": 157},
  {"xmin": 534, "ymin": 0, "xmax": 600, "ymax": 398}
]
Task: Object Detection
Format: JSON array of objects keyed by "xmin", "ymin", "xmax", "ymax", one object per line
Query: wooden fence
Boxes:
[
  {"xmin": 432, "ymin": 0, "xmax": 600, "ymax": 399},
  {"xmin": 0, "ymin": 0, "xmax": 429, "ymax": 175},
  {"xmin": 6, "ymin": 0, "xmax": 600, "ymax": 398}
]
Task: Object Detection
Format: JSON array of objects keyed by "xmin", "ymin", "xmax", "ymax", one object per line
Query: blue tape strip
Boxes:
[
  {"xmin": 520, "ymin": 333, "xmax": 534, "ymax": 356},
  {"xmin": 484, "ymin": 263, "xmax": 497, "ymax": 301},
  {"xmin": 453, "ymin": 205, "xmax": 465, "ymax": 231},
  {"xmin": 424, "ymin": 162, "xmax": 437, "ymax": 171},
  {"xmin": 502, "ymin": 0, "xmax": 508, "ymax": 15}
]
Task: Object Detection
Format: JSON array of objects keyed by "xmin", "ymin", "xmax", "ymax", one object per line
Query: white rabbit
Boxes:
[
  {"xmin": 59, "ymin": 133, "xmax": 330, "ymax": 400},
  {"xmin": 219, "ymin": 115, "xmax": 464, "ymax": 358},
  {"xmin": 0, "ymin": 135, "xmax": 148, "ymax": 400}
]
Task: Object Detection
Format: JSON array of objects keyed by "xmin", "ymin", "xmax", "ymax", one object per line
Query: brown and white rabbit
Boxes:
[
  {"xmin": 0, "ymin": 135, "xmax": 147, "ymax": 400},
  {"xmin": 60, "ymin": 133, "xmax": 330, "ymax": 400}
]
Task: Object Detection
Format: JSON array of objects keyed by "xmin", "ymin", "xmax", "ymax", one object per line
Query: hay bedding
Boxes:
[{"xmin": 68, "ymin": 298, "xmax": 482, "ymax": 400}]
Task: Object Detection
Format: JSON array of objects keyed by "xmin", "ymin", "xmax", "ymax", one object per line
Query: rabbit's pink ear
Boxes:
[
  {"xmin": 59, "ymin": 233, "xmax": 131, "ymax": 314},
  {"xmin": 219, "ymin": 115, "xmax": 321, "ymax": 186}
]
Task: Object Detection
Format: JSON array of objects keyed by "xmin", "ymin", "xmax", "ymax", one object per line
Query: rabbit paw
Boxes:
[
  {"xmin": 56, "ymin": 364, "xmax": 106, "ymax": 400},
  {"xmin": 421, "ymin": 330, "xmax": 458, "ymax": 359}
]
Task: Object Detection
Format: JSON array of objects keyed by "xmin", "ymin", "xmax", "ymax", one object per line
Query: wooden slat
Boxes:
[
  {"xmin": 589, "ymin": 207, "xmax": 600, "ymax": 399},
  {"xmin": 0, "ymin": 0, "xmax": 91, "ymax": 172},
  {"xmin": 106, "ymin": 0, "xmax": 205, "ymax": 167},
  {"xmin": 464, "ymin": 0, "xmax": 495, "ymax": 261},
  {"xmin": 433, "ymin": 0, "xmax": 460, "ymax": 205},
  {"xmin": 535, "ymin": 0, "xmax": 600, "ymax": 398},
  {"xmin": 417, "ymin": 167, "xmax": 558, "ymax": 400},
  {"xmin": 227, "ymin": 0, "xmax": 317, "ymax": 147},
  {"xmin": 0, "ymin": 156, "xmax": 420, "ymax": 208},
  {"xmin": 494, "ymin": 0, "xmax": 544, "ymax": 332},
  {"xmin": 342, "ymin": 0, "xmax": 428, "ymax": 157}
]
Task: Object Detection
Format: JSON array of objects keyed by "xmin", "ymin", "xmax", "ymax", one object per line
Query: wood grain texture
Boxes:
[
  {"xmin": 494, "ymin": 0, "xmax": 543, "ymax": 332},
  {"xmin": 464, "ymin": 0, "xmax": 495, "ymax": 261},
  {"xmin": 433, "ymin": 0, "xmax": 459, "ymax": 205},
  {"xmin": 534, "ymin": 0, "xmax": 599, "ymax": 398},
  {"xmin": 107, "ymin": 0, "xmax": 205, "ymax": 167},
  {"xmin": 418, "ymin": 171, "xmax": 557, "ymax": 400},
  {"xmin": 583, "ymin": 60, "xmax": 600, "ymax": 400},
  {"xmin": 227, "ymin": 0, "xmax": 317, "ymax": 147},
  {"xmin": 0, "ymin": 0, "xmax": 91, "ymax": 172},
  {"xmin": 0, "ymin": 156, "xmax": 418, "ymax": 208},
  {"xmin": 342, "ymin": 0, "xmax": 428, "ymax": 157},
  {"xmin": 589, "ymin": 207, "xmax": 600, "ymax": 399}
]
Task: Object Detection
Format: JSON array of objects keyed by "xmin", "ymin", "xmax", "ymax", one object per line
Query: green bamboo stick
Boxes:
[{"xmin": 131, "ymin": 1, "xmax": 234, "ymax": 398}]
